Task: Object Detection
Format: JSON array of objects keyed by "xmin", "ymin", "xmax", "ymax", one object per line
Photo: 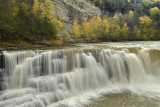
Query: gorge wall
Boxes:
[{"xmin": 51, "ymin": 0, "xmax": 101, "ymax": 30}]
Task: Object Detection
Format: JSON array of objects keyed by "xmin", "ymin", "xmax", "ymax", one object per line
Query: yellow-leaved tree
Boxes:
[
  {"xmin": 129, "ymin": 10, "xmax": 134, "ymax": 19},
  {"xmin": 139, "ymin": 16, "xmax": 152, "ymax": 28},
  {"xmin": 93, "ymin": 15, "xmax": 102, "ymax": 39},
  {"xmin": 139, "ymin": 16, "xmax": 152, "ymax": 40},
  {"xmin": 98, "ymin": 17, "xmax": 110, "ymax": 40},
  {"xmin": 39, "ymin": 0, "xmax": 63, "ymax": 32},
  {"xmin": 81, "ymin": 21, "xmax": 90, "ymax": 41},
  {"xmin": 39, "ymin": 0, "xmax": 54, "ymax": 21},
  {"xmin": 39, "ymin": 3, "xmax": 46, "ymax": 19},
  {"xmin": 33, "ymin": 0, "xmax": 39, "ymax": 14},
  {"xmin": 73, "ymin": 18, "xmax": 81, "ymax": 40}
]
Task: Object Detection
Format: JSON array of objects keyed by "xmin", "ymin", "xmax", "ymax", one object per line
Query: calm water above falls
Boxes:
[{"xmin": 1, "ymin": 41, "xmax": 160, "ymax": 107}]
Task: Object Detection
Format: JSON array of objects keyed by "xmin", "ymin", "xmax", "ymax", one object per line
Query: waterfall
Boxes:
[{"xmin": 0, "ymin": 45, "xmax": 160, "ymax": 107}]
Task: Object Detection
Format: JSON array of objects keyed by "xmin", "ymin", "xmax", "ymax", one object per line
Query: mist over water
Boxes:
[{"xmin": 1, "ymin": 42, "xmax": 160, "ymax": 107}]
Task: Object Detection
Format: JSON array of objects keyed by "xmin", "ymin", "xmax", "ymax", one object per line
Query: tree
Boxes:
[
  {"xmin": 150, "ymin": 7, "xmax": 160, "ymax": 22},
  {"xmin": 92, "ymin": 15, "xmax": 102, "ymax": 39},
  {"xmin": 98, "ymin": 17, "xmax": 110, "ymax": 41},
  {"xmin": 0, "ymin": 0, "xmax": 59, "ymax": 41},
  {"xmin": 81, "ymin": 21, "xmax": 90, "ymax": 41},
  {"xmin": 39, "ymin": 3, "xmax": 46, "ymax": 20},
  {"xmin": 134, "ymin": 26, "xmax": 141, "ymax": 40},
  {"xmin": 52, "ymin": 19, "xmax": 63, "ymax": 31},
  {"xmin": 121, "ymin": 23, "xmax": 128, "ymax": 40},
  {"xmin": 139, "ymin": 16, "xmax": 152, "ymax": 28},
  {"xmin": 129, "ymin": 10, "xmax": 134, "ymax": 19},
  {"xmin": 33, "ymin": 0, "xmax": 39, "ymax": 14},
  {"xmin": 73, "ymin": 18, "xmax": 80, "ymax": 40},
  {"xmin": 114, "ymin": 13, "xmax": 124, "ymax": 27},
  {"xmin": 44, "ymin": 0, "xmax": 54, "ymax": 21}
]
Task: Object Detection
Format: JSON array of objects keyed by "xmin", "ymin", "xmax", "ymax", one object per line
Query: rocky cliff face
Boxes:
[{"xmin": 51, "ymin": 0, "xmax": 101, "ymax": 30}]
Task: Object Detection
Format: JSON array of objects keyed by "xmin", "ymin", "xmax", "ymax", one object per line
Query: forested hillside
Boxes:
[
  {"xmin": 0, "ymin": 0, "xmax": 160, "ymax": 44},
  {"xmin": 92, "ymin": 0, "xmax": 160, "ymax": 15},
  {"xmin": 70, "ymin": 0, "xmax": 160, "ymax": 42}
]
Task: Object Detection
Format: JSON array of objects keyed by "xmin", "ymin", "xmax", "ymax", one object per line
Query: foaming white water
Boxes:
[
  {"xmin": 47, "ymin": 84, "xmax": 160, "ymax": 107},
  {"xmin": 1, "ymin": 43, "xmax": 160, "ymax": 107}
]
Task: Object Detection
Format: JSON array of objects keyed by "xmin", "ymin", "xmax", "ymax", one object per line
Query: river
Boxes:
[{"xmin": 1, "ymin": 41, "xmax": 160, "ymax": 107}]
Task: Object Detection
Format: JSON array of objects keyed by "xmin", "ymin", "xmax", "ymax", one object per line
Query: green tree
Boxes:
[
  {"xmin": 134, "ymin": 26, "xmax": 141, "ymax": 40},
  {"xmin": 150, "ymin": 7, "xmax": 160, "ymax": 22}
]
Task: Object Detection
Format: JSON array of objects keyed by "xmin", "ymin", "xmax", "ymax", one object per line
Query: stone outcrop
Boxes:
[{"xmin": 51, "ymin": 0, "xmax": 101, "ymax": 30}]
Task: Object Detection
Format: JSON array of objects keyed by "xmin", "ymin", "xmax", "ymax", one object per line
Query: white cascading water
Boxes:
[{"xmin": 1, "ymin": 43, "xmax": 160, "ymax": 107}]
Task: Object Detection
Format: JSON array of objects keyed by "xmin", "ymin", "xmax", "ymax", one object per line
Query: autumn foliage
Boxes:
[
  {"xmin": 0, "ymin": 0, "xmax": 160, "ymax": 43},
  {"xmin": 0, "ymin": 0, "xmax": 63, "ymax": 42},
  {"xmin": 71, "ymin": 6, "xmax": 160, "ymax": 42}
]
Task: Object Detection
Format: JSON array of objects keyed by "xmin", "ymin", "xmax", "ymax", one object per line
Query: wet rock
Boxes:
[
  {"xmin": 0, "ymin": 69, "xmax": 5, "ymax": 91},
  {"xmin": 0, "ymin": 52, "xmax": 4, "ymax": 69}
]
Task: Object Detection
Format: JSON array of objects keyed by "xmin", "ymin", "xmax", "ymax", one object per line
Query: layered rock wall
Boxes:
[{"xmin": 51, "ymin": 0, "xmax": 101, "ymax": 30}]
